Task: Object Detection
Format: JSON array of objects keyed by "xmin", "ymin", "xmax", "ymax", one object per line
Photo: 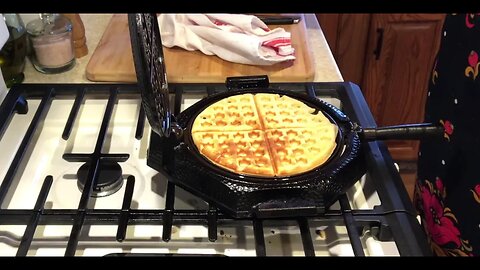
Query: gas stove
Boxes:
[{"xmin": 0, "ymin": 81, "xmax": 431, "ymax": 256}]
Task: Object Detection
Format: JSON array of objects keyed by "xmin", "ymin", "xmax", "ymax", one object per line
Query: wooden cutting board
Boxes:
[{"xmin": 86, "ymin": 14, "xmax": 315, "ymax": 83}]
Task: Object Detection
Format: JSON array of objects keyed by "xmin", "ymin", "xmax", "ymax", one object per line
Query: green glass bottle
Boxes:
[{"xmin": 0, "ymin": 14, "xmax": 27, "ymax": 88}]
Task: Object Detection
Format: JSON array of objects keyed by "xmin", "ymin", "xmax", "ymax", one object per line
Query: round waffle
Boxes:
[{"xmin": 191, "ymin": 93, "xmax": 338, "ymax": 177}]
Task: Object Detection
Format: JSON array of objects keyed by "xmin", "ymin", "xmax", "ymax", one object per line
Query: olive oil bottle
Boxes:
[{"xmin": 0, "ymin": 14, "xmax": 27, "ymax": 88}]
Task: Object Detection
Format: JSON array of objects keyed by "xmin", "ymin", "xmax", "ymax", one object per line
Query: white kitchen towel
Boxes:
[{"xmin": 158, "ymin": 14, "xmax": 296, "ymax": 66}]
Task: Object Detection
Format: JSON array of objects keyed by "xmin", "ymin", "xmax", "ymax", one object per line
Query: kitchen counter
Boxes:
[{"xmin": 22, "ymin": 14, "xmax": 343, "ymax": 84}]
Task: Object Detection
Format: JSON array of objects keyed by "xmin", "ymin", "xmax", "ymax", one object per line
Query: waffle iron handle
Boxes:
[
  {"xmin": 225, "ymin": 75, "xmax": 269, "ymax": 90},
  {"xmin": 361, "ymin": 123, "xmax": 444, "ymax": 141},
  {"xmin": 253, "ymin": 197, "xmax": 325, "ymax": 218}
]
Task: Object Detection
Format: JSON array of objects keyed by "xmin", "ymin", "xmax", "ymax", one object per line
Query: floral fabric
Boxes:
[{"xmin": 414, "ymin": 14, "xmax": 480, "ymax": 256}]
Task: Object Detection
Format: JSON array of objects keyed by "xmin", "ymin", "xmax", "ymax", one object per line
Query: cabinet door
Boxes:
[
  {"xmin": 317, "ymin": 14, "xmax": 371, "ymax": 85},
  {"xmin": 362, "ymin": 14, "xmax": 445, "ymax": 160}
]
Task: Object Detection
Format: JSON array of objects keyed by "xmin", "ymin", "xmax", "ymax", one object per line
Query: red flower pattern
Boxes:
[
  {"xmin": 465, "ymin": 51, "xmax": 480, "ymax": 80},
  {"xmin": 435, "ymin": 177, "xmax": 446, "ymax": 198},
  {"xmin": 415, "ymin": 179, "xmax": 474, "ymax": 256},
  {"xmin": 421, "ymin": 184, "xmax": 461, "ymax": 247},
  {"xmin": 440, "ymin": 120, "xmax": 454, "ymax": 141},
  {"xmin": 472, "ymin": 184, "xmax": 480, "ymax": 204},
  {"xmin": 443, "ymin": 120, "xmax": 454, "ymax": 135},
  {"xmin": 465, "ymin": 13, "xmax": 480, "ymax": 28},
  {"xmin": 469, "ymin": 51, "xmax": 479, "ymax": 66},
  {"xmin": 435, "ymin": 177, "xmax": 444, "ymax": 192}
]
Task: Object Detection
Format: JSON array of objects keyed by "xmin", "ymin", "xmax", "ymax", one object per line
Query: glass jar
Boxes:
[
  {"xmin": 0, "ymin": 14, "xmax": 27, "ymax": 88},
  {"xmin": 26, "ymin": 13, "xmax": 75, "ymax": 74}
]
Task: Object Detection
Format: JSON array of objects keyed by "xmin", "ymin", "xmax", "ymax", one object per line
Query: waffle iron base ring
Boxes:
[{"xmin": 146, "ymin": 88, "xmax": 366, "ymax": 219}]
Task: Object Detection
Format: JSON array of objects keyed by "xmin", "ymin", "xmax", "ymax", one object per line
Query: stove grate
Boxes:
[{"xmin": 0, "ymin": 83, "xmax": 432, "ymax": 256}]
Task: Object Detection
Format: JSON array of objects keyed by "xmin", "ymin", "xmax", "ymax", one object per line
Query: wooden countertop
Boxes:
[{"xmin": 22, "ymin": 14, "xmax": 343, "ymax": 84}]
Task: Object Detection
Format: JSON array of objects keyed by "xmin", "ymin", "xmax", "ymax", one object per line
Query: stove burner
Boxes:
[{"xmin": 77, "ymin": 161, "xmax": 124, "ymax": 197}]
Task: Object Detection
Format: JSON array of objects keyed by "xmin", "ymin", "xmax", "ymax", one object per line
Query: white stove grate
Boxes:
[{"xmin": 0, "ymin": 82, "xmax": 429, "ymax": 256}]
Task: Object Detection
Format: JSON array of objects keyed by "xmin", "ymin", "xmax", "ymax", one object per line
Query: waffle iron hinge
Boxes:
[
  {"xmin": 162, "ymin": 119, "xmax": 183, "ymax": 174},
  {"xmin": 225, "ymin": 75, "xmax": 270, "ymax": 90}
]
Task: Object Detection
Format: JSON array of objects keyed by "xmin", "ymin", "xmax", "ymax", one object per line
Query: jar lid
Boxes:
[{"xmin": 26, "ymin": 14, "xmax": 72, "ymax": 37}]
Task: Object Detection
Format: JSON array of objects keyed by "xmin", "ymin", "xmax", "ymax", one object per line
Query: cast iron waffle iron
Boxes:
[{"xmin": 128, "ymin": 13, "xmax": 444, "ymax": 218}]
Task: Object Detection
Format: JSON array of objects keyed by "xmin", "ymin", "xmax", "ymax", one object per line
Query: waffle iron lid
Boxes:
[{"xmin": 128, "ymin": 13, "xmax": 171, "ymax": 137}]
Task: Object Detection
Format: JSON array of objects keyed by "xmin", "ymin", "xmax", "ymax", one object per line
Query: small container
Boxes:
[{"xmin": 26, "ymin": 13, "xmax": 75, "ymax": 74}]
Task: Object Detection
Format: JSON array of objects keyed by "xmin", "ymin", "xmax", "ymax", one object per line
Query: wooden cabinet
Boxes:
[{"xmin": 317, "ymin": 14, "xmax": 445, "ymax": 161}]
